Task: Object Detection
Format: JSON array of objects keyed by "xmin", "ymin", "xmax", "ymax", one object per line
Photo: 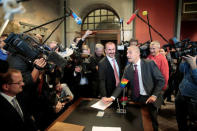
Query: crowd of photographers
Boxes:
[{"xmin": 0, "ymin": 29, "xmax": 196, "ymax": 131}]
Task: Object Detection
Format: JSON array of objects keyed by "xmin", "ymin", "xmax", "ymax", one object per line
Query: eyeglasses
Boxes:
[{"xmin": 8, "ymin": 81, "xmax": 24, "ymax": 85}]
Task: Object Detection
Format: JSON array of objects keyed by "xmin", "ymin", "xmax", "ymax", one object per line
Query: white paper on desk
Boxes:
[
  {"xmin": 92, "ymin": 126, "xmax": 121, "ymax": 131},
  {"xmin": 90, "ymin": 100, "xmax": 112, "ymax": 110}
]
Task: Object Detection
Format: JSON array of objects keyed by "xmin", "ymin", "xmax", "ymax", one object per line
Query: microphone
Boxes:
[
  {"xmin": 127, "ymin": 9, "xmax": 138, "ymax": 25},
  {"xmin": 70, "ymin": 9, "xmax": 82, "ymax": 25},
  {"xmin": 116, "ymin": 78, "xmax": 129, "ymax": 114},
  {"xmin": 142, "ymin": 11, "xmax": 148, "ymax": 16}
]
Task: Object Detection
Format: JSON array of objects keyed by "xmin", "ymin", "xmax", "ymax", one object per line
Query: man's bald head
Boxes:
[{"xmin": 127, "ymin": 45, "xmax": 140, "ymax": 64}]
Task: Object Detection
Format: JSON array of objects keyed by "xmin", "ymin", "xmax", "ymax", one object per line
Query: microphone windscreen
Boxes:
[
  {"xmin": 127, "ymin": 14, "xmax": 136, "ymax": 24},
  {"xmin": 142, "ymin": 11, "xmax": 148, "ymax": 16}
]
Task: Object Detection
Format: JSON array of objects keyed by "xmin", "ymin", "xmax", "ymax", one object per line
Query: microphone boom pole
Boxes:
[
  {"xmin": 145, "ymin": 12, "xmax": 152, "ymax": 42},
  {"xmin": 136, "ymin": 14, "xmax": 168, "ymax": 43}
]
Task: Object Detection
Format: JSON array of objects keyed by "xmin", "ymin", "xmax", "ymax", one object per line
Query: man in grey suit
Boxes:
[
  {"xmin": 98, "ymin": 42, "xmax": 122, "ymax": 97},
  {"xmin": 102, "ymin": 45, "xmax": 165, "ymax": 131}
]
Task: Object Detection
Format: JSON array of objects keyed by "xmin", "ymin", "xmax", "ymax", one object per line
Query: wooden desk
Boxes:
[{"xmin": 47, "ymin": 98, "xmax": 153, "ymax": 131}]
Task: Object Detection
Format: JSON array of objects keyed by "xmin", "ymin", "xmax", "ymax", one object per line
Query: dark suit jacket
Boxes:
[
  {"xmin": 0, "ymin": 93, "xmax": 36, "ymax": 131},
  {"xmin": 112, "ymin": 59, "xmax": 165, "ymax": 108},
  {"xmin": 98, "ymin": 55, "xmax": 122, "ymax": 97}
]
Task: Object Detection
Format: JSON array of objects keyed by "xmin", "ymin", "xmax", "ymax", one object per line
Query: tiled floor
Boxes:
[{"xmin": 158, "ymin": 98, "xmax": 178, "ymax": 131}]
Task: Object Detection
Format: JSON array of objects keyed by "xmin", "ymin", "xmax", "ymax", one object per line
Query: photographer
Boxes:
[
  {"xmin": 73, "ymin": 45, "xmax": 93, "ymax": 98},
  {"xmin": 175, "ymin": 55, "xmax": 197, "ymax": 131},
  {"xmin": 53, "ymin": 78, "xmax": 73, "ymax": 112}
]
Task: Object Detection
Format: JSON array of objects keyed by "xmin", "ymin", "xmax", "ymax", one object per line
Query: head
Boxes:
[
  {"xmin": 48, "ymin": 41, "xmax": 59, "ymax": 51},
  {"xmin": 95, "ymin": 43, "xmax": 104, "ymax": 57},
  {"xmin": 129, "ymin": 39, "xmax": 138, "ymax": 46},
  {"xmin": 127, "ymin": 45, "xmax": 140, "ymax": 64},
  {"xmin": 35, "ymin": 34, "xmax": 43, "ymax": 43},
  {"xmin": 82, "ymin": 45, "xmax": 90, "ymax": 55},
  {"xmin": 159, "ymin": 47, "xmax": 167, "ymax": 56},
  {"xmin": 0, "ymin": 34, "xmax": 8, "ymax": 49},
  {"xmin": 53, "ymin": 79, "xmax": 62, "ymax": 92},
  {"xmin": 105, "ymin": 42, "xmax": 116, "ymax": 58},
  {"xmin": 149, "ymin": 41, "xmax": 161, "ymax": 56},
  {"xmin": 0, "ymin": 69, "xmax": 24, "ymax": 97}
]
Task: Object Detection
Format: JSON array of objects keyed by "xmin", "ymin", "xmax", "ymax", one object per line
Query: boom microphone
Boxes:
[
  {"xmin": 127, "ymin": 9, "xmax": 138, "ymax": 25},
  {"xmin": 70, "ymin": 9, "xmax": 82, "ymax": 25}
]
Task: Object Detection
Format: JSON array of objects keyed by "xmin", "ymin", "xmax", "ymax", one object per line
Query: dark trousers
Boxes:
[
  {"xmin": 175, "ymin": 91, "xmax": 197, "ymax": 131},
  {"xmin": 135, "ymin": 95, "xmax": 159, "ymax": 131}
]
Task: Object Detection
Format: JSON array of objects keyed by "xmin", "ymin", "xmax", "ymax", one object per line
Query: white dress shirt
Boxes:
[
  {"xmin": 133, "ymin": 59, "xmax": 147, "ymax": 96},
  {"xmin": 106, "ymin": 55, "xmax": 120, "ymax": 77},
  {"xmin": 0, "ymin": 92, "xmax": 24, "ymax": 115}
]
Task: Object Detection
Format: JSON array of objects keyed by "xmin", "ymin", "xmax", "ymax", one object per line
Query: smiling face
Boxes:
[
  {"xmin": 149, "ymin": 41, "xmax": 160, "ymax": 56},
  {"xmin": 105, "ymin": 42, "xmax": 116, "ymax": 58}
]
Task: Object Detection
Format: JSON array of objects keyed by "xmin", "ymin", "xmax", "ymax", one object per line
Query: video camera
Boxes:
[
  {"xmin": 117, "ymin": 40, "xmax": 150, "ymax": 59},
  {"xmin": 4, "ymin": 33, "xmax": 68, "ymax": 72},
  {"xmin": 139, "ymin": 41, "xmax": 150, "ymax": 58},
  {"xmin": 163, "ymin": 37, "xmax": 197, "ymax": 59}
]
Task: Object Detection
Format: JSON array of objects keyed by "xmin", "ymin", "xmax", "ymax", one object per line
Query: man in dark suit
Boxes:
[
  {"xmin": 102, "ymin": 45, "xmax": 165, "ymax": 131},
  {"xmin": 0, "ymin": 69, "xmax": 37, "ymax": 131},
  {"xmin": 98, "ymin": 42, "xmax": 122, "ymax": 97}
]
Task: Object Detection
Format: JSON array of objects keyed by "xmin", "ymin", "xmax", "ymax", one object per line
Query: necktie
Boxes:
[
  {"xmin": 134, "ymin": 64, "xmax": 140, "ymax": 98},
  {"xmin": 112, "ymin": 59, "xmax": 120, "ymax": 87},
  {"xmin": 12, "ymin": 97, "xmax": 24, "ymax": 120}
]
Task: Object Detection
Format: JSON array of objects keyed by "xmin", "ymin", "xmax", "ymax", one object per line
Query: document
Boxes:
[
  {"xmin": 91, "ymin": 100, "xmax": 112, "ymax": 110},
  {"xmin": 92, "ymin": 126, "xmax": 121, "ymax": 131}
]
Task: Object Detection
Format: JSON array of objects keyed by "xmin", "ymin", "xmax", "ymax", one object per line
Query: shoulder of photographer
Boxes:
[{"xmin": 181, "ymin": 55, "xmax": 197, "ymax": 70}]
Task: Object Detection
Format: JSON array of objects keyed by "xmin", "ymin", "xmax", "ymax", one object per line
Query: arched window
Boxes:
[{"xmin": 82, "ymin": 8, "xmax": 120, "ymax": 30}]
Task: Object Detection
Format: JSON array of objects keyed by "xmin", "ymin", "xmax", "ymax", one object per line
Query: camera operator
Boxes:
[
  {"xmin": 175, "ymin": 55, "xmax": 197, "ymax": 131},
  {"xmin": 61, "ymin": 30, "xmax": 92, "ymax": 98}
]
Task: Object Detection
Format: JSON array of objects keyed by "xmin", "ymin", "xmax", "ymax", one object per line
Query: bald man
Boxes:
[{"xmin": 102, "ymin": 45, "xmax": 165, "ymax": 131}]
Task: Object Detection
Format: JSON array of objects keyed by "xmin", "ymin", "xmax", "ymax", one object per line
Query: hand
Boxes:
[
  {"xmin": 85, "ymin": 30, "xmax": 93, "ymax": 36},
  {"xmin": 82, "ymin": 30, "xmax": 93, "ymax": 40},
  {"xmin": 34, "ymin": 58, "xmax": 46, "ymax": 69},
  {"xmin": 75, "ymin": 66, "xmax": 81, "ymax": 72},
  {"xmin": 102, "ymin": 97, "xmax": 113, "ymax": 104},
  {"xmin": 146, "ymin": 95, "xmax": 157, "ymax": 104},
  {"xmin": 182, "ymin": 55, "xmax": 197, "ymax": 69},
  {"xmin": 55, "ymin": 101, "xmax": 65, "ymax": 113},
  {"xmin": 96, "ymin": 65, "xmax": 98, "ymax": 71}
]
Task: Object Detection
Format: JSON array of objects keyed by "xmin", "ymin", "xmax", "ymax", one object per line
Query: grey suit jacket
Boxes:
[{"xmin": 112, "ymin": 59, "xmax": 165, "ymax": 108}]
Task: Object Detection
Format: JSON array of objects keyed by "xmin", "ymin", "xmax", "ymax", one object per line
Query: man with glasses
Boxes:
[{"xmin": 0, "ymin": 69, "xmax": 37, "ymax": 131}]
